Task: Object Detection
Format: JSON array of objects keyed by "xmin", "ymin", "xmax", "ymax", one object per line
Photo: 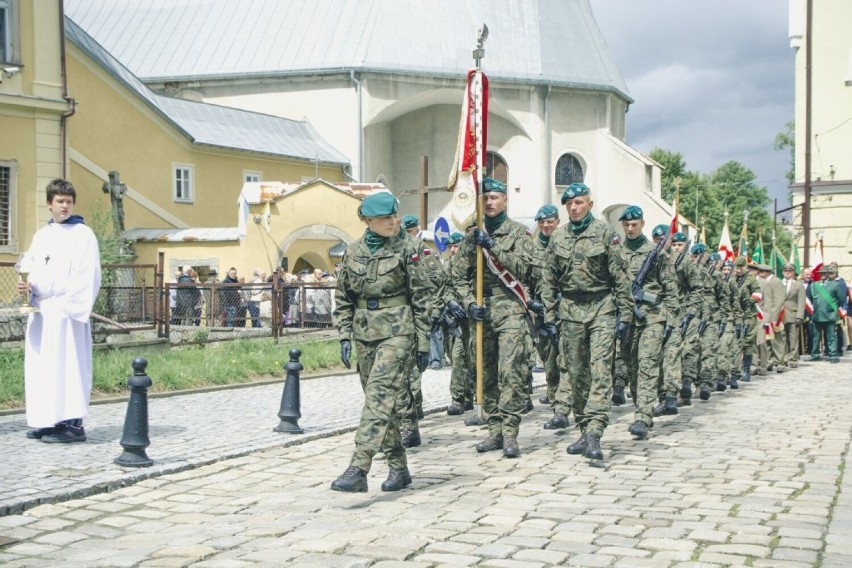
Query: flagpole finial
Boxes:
[
  {"xmin": 743, "ymin": 209, "xmax": 749, "ymax": 223},
  {"xmin": 473, "ymin": 24, "xmax": 489, "ymax": 68}
]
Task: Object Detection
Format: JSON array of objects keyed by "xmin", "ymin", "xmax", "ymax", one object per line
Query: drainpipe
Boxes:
[
  {"xmin": 58, "ymin": 0, "xmax": 75, "ymax": 179},
  {"xmin": 349, "ymin": 70, "xmax": 363, "ymax": 181},
  {"xmin": 543, "ymin": 84, "xmax": 551, "ymax": 206}
]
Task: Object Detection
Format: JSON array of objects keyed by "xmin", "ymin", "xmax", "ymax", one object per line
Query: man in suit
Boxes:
[
  {"xmin": 757, "ymin": 264, "xmax": 786, "ymax": 372},
  {"xmin": 781, "ymin": 263, "xmax": 806, "ymax": 368}
]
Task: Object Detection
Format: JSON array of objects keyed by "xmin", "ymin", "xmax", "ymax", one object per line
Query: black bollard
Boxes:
[
  {"xmin": 274, "ymin": 348, "xmax": 304, "ymax": 434},
  {"xmin": 114, "ymin": 357, "xmax": 154, "ymax": 467}
]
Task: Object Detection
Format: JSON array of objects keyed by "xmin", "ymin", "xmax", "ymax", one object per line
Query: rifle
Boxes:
[
  {"xmin": 674, "ymin": 239, "xmax": 692, "ymax": 271},
  {"xmin": 630, "ymin": 235, "xmax": 667, "ymax": 321},
  {"xmin": 438, "ymin": 305, "xmax": 462, "ymax": 338}
]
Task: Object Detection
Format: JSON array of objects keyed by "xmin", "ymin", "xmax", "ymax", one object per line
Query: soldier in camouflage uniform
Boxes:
[
  {"xmin": 719, "ymin": 259, "xmax": 744, "ymax": 390},
  {"xmin": 681, "ymin": 243, "xmax": 710, "ymax": 404},
  {"xmin": 395, "ymin": 214, "xmax": 442, "ymax": 448},
  {"xmin": 542, "ymin": 183, "xmax": 633, "ymax": 461},
  {"xmin": 697, "ymin": 252, "xmax": 727, "ymax": 401},
  {"xmin": 450, "ymin": 178, "xmax": 535, "ymax": 458},
  {"xmin": 528, "ymin": 204, "xmax": 569, "ymax": 429},
  {"xmin": 618, "ymin": 208, "xmax": 678, "ymax": 439},
  {"xmin": 331, "ymin": 192, "xmax": 431, "ymax": 493},
  {"xmin": 733, "ymin": 255, "xmax": 761, "ymax": 381},
  {"xmin": 440, "ymin": 232, "xmax": 474, "ymax": 415}
]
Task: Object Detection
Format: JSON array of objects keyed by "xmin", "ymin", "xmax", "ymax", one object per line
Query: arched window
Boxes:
[
  {"xmin": 555, "ymin": 153, "xmax": 584, "ymax": 190},
  {"xmin": 485, "ymin": 152, "xmax": 508, "ymax": 184}
]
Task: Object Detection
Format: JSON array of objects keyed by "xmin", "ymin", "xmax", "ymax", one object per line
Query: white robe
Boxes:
[{"xmin": 23, "ymin": 221, "xmax": 101, "ymax": 427}]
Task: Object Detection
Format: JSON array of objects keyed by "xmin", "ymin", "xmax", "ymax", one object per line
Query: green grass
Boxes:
[{"xmin": 0, "ymin": 338, "xmax": 347, "ymax": 409}]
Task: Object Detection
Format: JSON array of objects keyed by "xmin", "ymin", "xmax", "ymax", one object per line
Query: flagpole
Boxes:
[{"xmin": 473, "ymin": 25, "xmax": 488, "ymax": 420}]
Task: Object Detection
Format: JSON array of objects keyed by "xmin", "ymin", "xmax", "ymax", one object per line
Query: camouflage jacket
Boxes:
[
  {"xmin": 670, "ymin": 250, "xmax": 704, "ymax": 318},
  {"xmin": 450, "ymin": 217, "xmax": 534, "ymax": 322},
  {"xmin": 736, "ymin": 272, "xmax": 761, "ymax": 318},
  {"xmin": 706, "ymin": 269, "xmax": 731, "ymax": 324},
  {"xmin": 334, "ymin": 232, "xmax": 431, "ymax": 352},
  {"xmin": 527, "ymin": 234, "xmax": 549, "ymax": 301},
  {"xmin": 621, "ymin": 237, "xmax": 679, "ymax": 327},
  {"xmin": 542, "ymin": 218, "xmax": 633, "ymax": 324}
]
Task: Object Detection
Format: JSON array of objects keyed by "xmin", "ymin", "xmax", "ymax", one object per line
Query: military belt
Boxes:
[
  {"xmin": 482, "ymin": 287, "xmax": 512, "ymax": 298},
  {"xmin": 357, "ymin": 296, "xmax": 408, "ymax": 310},
  {"xmin": 564, "ymin": 290, "xmax": 609, "ymax": 303}
]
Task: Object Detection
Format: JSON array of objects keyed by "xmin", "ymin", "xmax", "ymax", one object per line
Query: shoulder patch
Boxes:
[
  {"xmin": 411, "ymin": 253, "xmax": 420, "ymax": 263},
  {"xmin": 423, "ymin": 248, "xmax": 431, "ymax": 256}
]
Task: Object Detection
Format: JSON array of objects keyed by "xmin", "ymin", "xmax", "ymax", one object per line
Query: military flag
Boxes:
[
  {"xmin": 669, "ymin": 186, "xmax": 680, "ymax": 234},
  {"xmin": 791, "ymin": 240, "xmax": 801, "ymax": 274},
  {"xmin": 737, "ymin": 211, "xmax": 749, "ymax": 259},
  {"xmin": 448, "ymin": 69, "xmax": 489, "ymax": 230},
  {"xmin": 770, "ymin": 244, "xmax": 787, "ymax": 277},
  {"xmin": 717, "ymin": 211, "xmax": 734, "ymax": 260},
  {"xmin": 752, "ymin": 232, "xmax": 764, "ymax": 264},
  {"xmin": 810, "ymin": 235, "xmax": 823, "ymax": 279}
]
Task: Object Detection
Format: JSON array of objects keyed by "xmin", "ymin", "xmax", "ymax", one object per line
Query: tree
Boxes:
[{"xmin": 774, "ymin": 120, "xmax": 795, "ymax": 188}]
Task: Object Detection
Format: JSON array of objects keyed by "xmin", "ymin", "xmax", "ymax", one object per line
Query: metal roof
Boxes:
[
  {"xmin": 65, "ymin": 18, "xmax": 350, "ymax": 165},
  {"xmin": 64, "ymin": 0, "xmax": 630, "ymax": 100}
]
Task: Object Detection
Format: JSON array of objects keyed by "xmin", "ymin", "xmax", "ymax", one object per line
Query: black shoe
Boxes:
[
  {"xmin": 584, "ymin": 433, "xmax": 604, "ymax": 460},
  {"xmin": 680, "ymin": 382, "xmax": 693, "ymax": 399},
  {"xmin": 502, "ymin": 435, "xmax": 520, "ymax": 458},
  {"xmin": 676, "ymin": 396, "xmax": 692, "ymax": 407},
  {"xmin": 612, "ymin": 385, "xmax": 626, "ymax": 406},
  {"xmin": 830, "ymin": 357, "xmax": 839, "ymax": 364},
  {"xmin": 401, "ymin": 430, "xmax": 421, "ymax": 448},
  {"xmin": 776, "ymin": 366, "xmax": 785, "ymax": 374},
  {"xmin": 26, "ymin": 426, "xmax": 58, "ymax": 440},
  {"xmin": 628, "ymin": 420, "xmax": 649, "ymax": 439},
  {"xmin": 447, "ymin": 402, "xmax": 463, "ymax": 416},
  {"xmin": 475, "ymin": 433, "xmax": 504, "ymax": 453},
  {"xmin": 662, "ymin": 396, "xmax": 678, "ymax": 415},
  {"xmin": 463, "ymin": 400, "xmax": 474, "ymax": 411},
  {"xmin": 809, "ymin": 355, "xmax": 821, "ymax": 361},
  {"xmin": 331, "ymin": 466, "xmax": 368, "ymax": 492},
  {"xmin": 699, "ymin": 387, "xmax": 711, "ymax": 401},
  {"xmin": 41, "ymin": 424, "xmax": 86, "ymax": 444},
  {"xmin": 729, "ymin": 377, "xmax": 739, "ymax": 389},
  {"xmin": 652, "ymin": 399, "xmax": 668, "ymax": 417},
  {"xmin": 567, "ymin": 433, "xmax": 587, "ymax": 455},
  {"xmin": 521, "ymin": 397, "xmax": 534, "ymax": 414},
  {"xmin": 539, "ymin": 394, "xmax": 550, "ymax": 405},
  {"xmin": 381, "ymin": 467, "xmax": 412, "ymax": 492},
  {"xmin": 543, "ymin": 412, "xmax": 569, "ymax": 430},
  {"xmin": 715, "ymin": 379, "xmax": 727, "ymax": 392}
]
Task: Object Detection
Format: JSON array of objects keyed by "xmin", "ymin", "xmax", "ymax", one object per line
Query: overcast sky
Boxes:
[{"xmin": 589, "ymin": 0, "xmax": 795, "ymax": 206}]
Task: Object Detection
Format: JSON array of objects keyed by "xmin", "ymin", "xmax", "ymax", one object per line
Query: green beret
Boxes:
[
  {"xmin": 708, "ymin": 252, "xmax": 722, "ymax": 262},
  {"xmin": 448, "ymin": 232, "xmax": 464, "ymax": 245},
  {"xmin": 534, "ymin": 204, "xmax": 559, "ymax": 221},
  {"xmin": 722, "ymin": 260, "xmax": 734, "ymax": 268},
  {"xmin": 560, "ymin": 182, "xmax": 590, "ymax": 204},
  {"xmin": 651, "ymin": 224, "xmax": 669, "ymax": 238},
  {"xmin": 690, "ymin": 243, "xmax": 707, "ymax": 255},
  {"xmin": 734, "ymin": 256, "xmax": 748, "ymax": 268},
  {"xmin": 672, "ymin": 232, "xmax": 687, "ymax": 243},
  {"xmin": 482, "ymin": 178, "xmax": 506, "ymax": 194},
  {"xmin": 401, "ymin": 214, "xmax": 419, "ymax": 230},
  {"xmin": 619, "ymin": 205, "xmax": 643, "ymax": 221},
  {"xmin": 359, "ymin": 192, "xmax": 398, "ymax": 218}
]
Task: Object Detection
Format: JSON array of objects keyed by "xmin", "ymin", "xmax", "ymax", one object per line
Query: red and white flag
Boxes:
[
  {"xmin": 448, "ymin": 69, "xmax": 489, "ymax": 230},
  {"xmin": 718, "ymin": 215, "xmax": 734, "ymax": 261},
  {"xmin": 810, "ymin": 237, "xmax": 823, "ymax": 279}
]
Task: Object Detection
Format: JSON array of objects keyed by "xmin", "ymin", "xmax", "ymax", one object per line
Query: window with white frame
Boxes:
[
  {"xmin": 555, "ymin": 152, "xmax": 585, "ymax": 191},
  {"xmin": 173, "ymin": 164, "xmax": 194, "ymax": 202},
  {"xmin": 0, "ymin": 0, "xmax": 19, "ymax": 64},
  {"xmin": 0, "ymin": 160, "xmax": 16, "ymax": 250},
  {"xmin": 243, "ymin": 170, "xmax": 262, "ymax": 183}
]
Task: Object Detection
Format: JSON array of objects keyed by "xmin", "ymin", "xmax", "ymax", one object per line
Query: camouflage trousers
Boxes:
[
  {"xmin": 398, "ymin": 358, "xmax": 422, "ymax": 434},
  {"xmin": 680, "ymin": 318, "xmax": 702, "ymax": 387},
  {"xmin": 741, "ymin": 319, "xmax": 757, "ymax": 356},
  {"xmin": 657, "ymin": 326, "xmax": 682, "ymax": 398},
  {"xmin": 627, "ymin": 321, "xmax": 664, "ymax": 427},
  {"xmin": 536, "ymin": 333, "xmax": 562, "ymax": 406},
  {"xmin": 718, "ymin": 323, "xmax": 737, "ymax": 379},
  {"xmin": 449, "ymin": 324, "xmax": 473, "ymax": 405},
  {"xmin": 351, "ymin": 335, "xmax": 413, "ymax": 472},
  {"xmin": 555, "ymin": 314, "xmax": 616, "ymax": 436},
  {"xmin": 698, "ymin": 322, "xmax": 720, "ymax": 389},
  {"xmin": 477, "ymin": 315, "xmax": 529, "ymax": 437}
]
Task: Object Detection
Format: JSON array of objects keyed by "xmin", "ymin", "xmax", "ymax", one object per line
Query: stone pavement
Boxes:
[{"xmin": 0, "ymin": 357, "xmax": 851, "ymax": 567}]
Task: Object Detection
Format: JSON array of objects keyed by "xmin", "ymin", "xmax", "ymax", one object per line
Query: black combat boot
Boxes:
[
  {"xmin": 539, "ymin": 394, "xmax": 550, "ymax": 405},
  {"xmin": 401, "ymin": 430, "xmax": 421, "ymax": 448},
  {"xmin": 567, "ymin": 433, "xmax": 587, "ymax": 455},
  {"xmin": 699, "ymin": 386, "xmax": 711, "ymax": 401},
  {"xmin": 381, "ymin": 467, "xmax": 412, "ymax": 491},
  {"xmin": 664, "ymin": 396, "xmax": 678, "ymax": 415},
  {"xmin": 729, "ymin": 374, "xmax": 739, "ymax": 390},
  {"xmin": 652, "ymin": 397, "xmax": 668, "ymax": 417},
  {"xmin": 521, "ymin": 396, "xmax": 534, "ymax": 414},
  {"xmin": 612, "ymin": 385, "xmax": 626, "ymax": 406},
  {"xmin": 678, "ymin": 379, "xmax": 693, "ymax": 407},
  {"xmin": 463, "ymin": 400, "xmax": 474, "ymax": 411},
  {"xmin": 715, "ymin": 375, "xmax": 727, "ymax": 392},
  {"xmin": 331, "ymin": 466, "xmax": 368, "ymax": 492},
  {"xmin": 584, "ymin": 433, "xmax": 604, "ymax": 460},
  {"xmin": 502, "ymin": 435, "xmax": 520, "ymax": 458},
  {"xmin": 628, "ymin": 420, "xmax": 649, "ymax": 439},
  {"xmin": 543, "ymin": 412, "xmax": 569, "ymax": 430},
  {"xmin": 741, "ymin": 355, "xmax": 752, "ymax": 382},
  {"xmin": 475, "ymin": 433, "xmax": 504, "ymax": 453},
  {"xmin": 447, "ymin": 401, "xmax": 464, "ymax": 416}
]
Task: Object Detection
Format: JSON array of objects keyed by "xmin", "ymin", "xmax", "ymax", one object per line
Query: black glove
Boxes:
[
  {"xmin": 416, "ymin": 351, "xmax": 429, "ymax": 373},
  {"xmin": 468, "ymin": 303, "xmax": 487, "ymax": 321},
  {"xmin": 735, "ymin": 324, "xmax": 743, "ymax": 339},
  {"xmin": 527, "ymin": 300, "xmax": 545, "ymax": 317},
  {"xmin": 616, "ymin": 320, "xmax": 630, "ymax": 343},
  {"xmin": 340, "ymin": 339, "xmax": 352, "ymax": 369},
  {"xmin": 543, "ymin": 322, "xmax": 559, "ymax": 349},
  {"xmin": 719, "ymin": 322, "xmax": 726, "ymax": 336},
  {"xmin": 472, "ymin": 229, "xmax": 495, "ymax": 249},
  {"xmin": 679, "ymin": 313, "xmax": 694, "ymax": 337},
  {"xmin": 446, "ymin": 299, "xmax": 467, "ymax": 322},
  {"xmin": 662, "ymin": 325, "xmax": 673, "ymax": 346}
]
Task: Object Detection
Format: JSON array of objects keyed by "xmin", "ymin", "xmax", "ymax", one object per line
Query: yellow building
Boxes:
[{"xmin": 789, "ymin": 0, "xmax": 852, "ymax": 276}]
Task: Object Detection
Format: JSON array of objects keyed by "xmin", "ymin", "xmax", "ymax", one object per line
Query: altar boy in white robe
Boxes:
[{"xmin": 17, "ymin": 179, "xmax": 101, "ymax": 443}]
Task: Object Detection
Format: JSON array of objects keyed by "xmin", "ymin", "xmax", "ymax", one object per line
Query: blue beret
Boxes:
[
  {"xmin": 651, "ymin": 224, "xmax": 669, "ymax": 238},
  {"xmin": 560, "ymin": 182, "xmax": 590, "ymax": 204},
  {"xmin": 619, "ymin": 205, "xmax": 644, "ymax": 221},
  {"xmin": 672, "ymin": 232, "xmax": 687, "ymax": 243},
  {"xmin": 690, "ymin": 243, "xmax": 707, "ymax": 255},
  {"xmin": 708, "ymin": 252, "xmax": 722, "ymax": 262},
  {"xmin": 401, "ymin": 215, "xmax": 419, "ymax": 229},
  {"xmin": 482, "ymin": 178, "xmax": 506, "ymax": 194},
  {"xmin": 534, "ymin": 204, "xmax": 559, "ymax": 221},
  {"xmin": 448, "ymin": 232, "xmax": 464, "ymax": 245},
  {"xmin": 359, "ymin": 192, "xmax": 398, "ymax": 218}
]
